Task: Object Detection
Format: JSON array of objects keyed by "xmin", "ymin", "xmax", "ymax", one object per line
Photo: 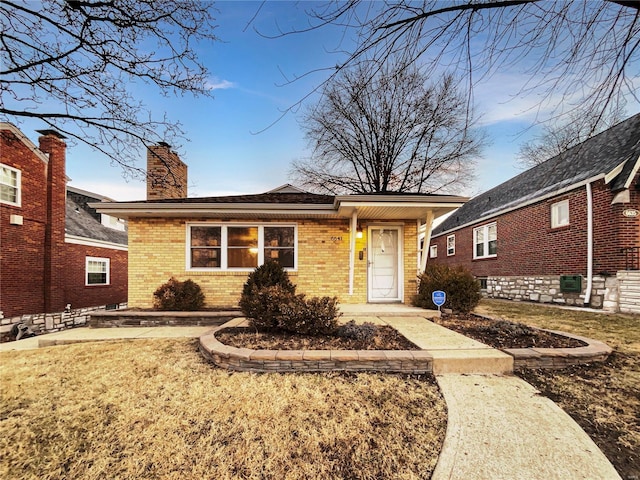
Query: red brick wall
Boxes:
[
  {"xmin": 1, "ymin": 126, "xmax": 129, "ymax": 317},
  {"xmin": 62, "ymin": 243, "xmax": 128, "ymax": 309},
  {"xmin": 0, "ymin": 129, "xmax": 48, "ymax": 317},
  {"xmin": 430, "ymin": 178, "xmax": 639, "ymax": 276},
  {"xmin": 39, "ymin": 132, "xmax": 68, "ymax": 312}
]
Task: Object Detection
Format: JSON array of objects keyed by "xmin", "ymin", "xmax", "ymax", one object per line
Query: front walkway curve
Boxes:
[{"xmin": 432, "ymin": 374, "xmax": 621, "ymax": 480}]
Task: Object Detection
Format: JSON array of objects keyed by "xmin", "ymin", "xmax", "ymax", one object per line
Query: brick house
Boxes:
[
  {"xmin": 93, "ymin": 143, "xmax": 467, "ymax": 308},
  {"xmin": 428, "ymin": 114, "xmax": 640, "ymax": 313},
  {"xmin": 0, "ymin": 123, "xmax": 128, "ymax": 320}
]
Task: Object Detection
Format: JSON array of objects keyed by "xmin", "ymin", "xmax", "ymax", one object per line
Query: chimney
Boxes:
[
  {"xmin": 37, "ymin": 129, "xmax": 67, "ymax": 313},
  {"xmin": 146, "ymin": 142, "xmax": 188, "ymax": 200}
]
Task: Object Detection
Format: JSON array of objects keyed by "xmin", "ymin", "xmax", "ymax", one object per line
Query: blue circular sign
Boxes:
[{"xmin": 432, "ymin": 290, "xmax": 446, "ymax": 307}]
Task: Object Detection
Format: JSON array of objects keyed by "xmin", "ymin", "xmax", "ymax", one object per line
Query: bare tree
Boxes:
[
  {"xmin": 0, "ymin": 0, "xmax": 218, "ymax": 178},
  {"xmin": 517, "ymin": 105, "xmax": 627, "ymax": 168},
  {"xmin": 260, "ymin": 1, "xmax": 640, "ymax": 131},
  {"xmin": 291, "ymin": 61, "xmax": 485, "ymax": 194}
]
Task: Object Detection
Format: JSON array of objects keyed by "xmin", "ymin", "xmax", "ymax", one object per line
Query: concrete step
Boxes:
[{"xmin": 430, "ymin": 349, "xmax": 513, "ymax": 375}]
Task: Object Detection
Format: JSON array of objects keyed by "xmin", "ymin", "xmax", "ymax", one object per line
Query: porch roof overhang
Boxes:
[{"xmin": 90, "ymin": 194, "xmax": 468, "ymax": 222}]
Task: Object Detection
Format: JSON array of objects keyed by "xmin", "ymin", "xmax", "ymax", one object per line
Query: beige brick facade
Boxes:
[{"xmin": 128, "ymin": 217, "xmax": 419, "ymax": 309}]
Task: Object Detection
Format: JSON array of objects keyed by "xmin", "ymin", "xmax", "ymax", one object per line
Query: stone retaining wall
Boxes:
[
  {"xmin": 0, "ymin": 303, "xmax": 128, "ymax": 342},
  {"xmin": 89, "ymin": 310, "xmax": 240, "ymax": 328}
]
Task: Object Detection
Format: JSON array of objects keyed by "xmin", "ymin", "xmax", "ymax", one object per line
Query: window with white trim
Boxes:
[
  {"xmin": 551, "ymin": 199, "xmax": 569, "ymax": 228},
  {"xmin": 447, "ymin": 234, "xmax": 455, "ymax": 256},
  {"xmin": 86, "ymin": 257, "xmax": 110, "ymax": 285},
  {"xmin": 473, "ymin": 222, "xmax": 497, "ymax": 259},
  {"xmin": 188, "ymin": 224, "xmax": 296, "ymax": 270},
  {"xmin": 0, "ymin": 163, "xmax": 21, "ymax": 206},
  {"xmin": 429, "ymin": 245, "xmax": 437, "ymax": 258}
]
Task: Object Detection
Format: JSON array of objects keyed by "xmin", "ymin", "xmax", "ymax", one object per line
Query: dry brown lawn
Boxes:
[
  {"xmin": 0, "ymin": 338, "xmax": 446, "ymax": 480},
  {"xmin": 477, "ymin": 299, "xmax": 640, "ymax": 478}
]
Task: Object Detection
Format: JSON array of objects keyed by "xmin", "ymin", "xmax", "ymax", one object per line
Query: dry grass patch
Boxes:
[
  {"xmin": 0, "ymin": 338, "xmax": 446, "ymax": 480},
  {"xmin": 477, "ymin": 299, "xmax": 640, "ymax": 478}
]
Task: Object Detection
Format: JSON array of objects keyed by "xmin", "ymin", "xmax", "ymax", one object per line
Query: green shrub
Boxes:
[
  {"xmin": 240, "ymin": 262, "xmax": 340, "ymax": 335},
  {"xmin": 242, "ymin": 285, "xmax": 296, "ymax": 331},
  {"xmin": 336, "ymin": 320, "xmax": 377, "ymax": 342},
  {"xmin": 413, "ymin": 264, "xmax": 481, "ymax": 314},
  {"xmin": 153, "ymin": 277, "xmax": 205, "ymax": 311},
  {"xmin": 278, "ymin": 295, "xmax": 341, "ymax": 336},
  {"xmin": 240, "ymin": 261, "xmax": 295, "ymax": 298}
]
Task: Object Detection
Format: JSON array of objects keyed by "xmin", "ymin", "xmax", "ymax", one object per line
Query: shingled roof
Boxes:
[
  {"xmin": 65, "ymin": 188, "xmax": 128, "ymax": 246},
  {"xmin": 124, "ymin": 191, "xmax": 336, "ymax": 205},
  {"xmin": 433, "ymin": 113, "xmax": 640, "ymax": 236}
]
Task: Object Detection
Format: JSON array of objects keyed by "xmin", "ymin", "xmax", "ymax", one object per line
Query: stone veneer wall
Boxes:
[
  {"xmin": 484, "ymin": 275, "xmax": 620, "ymax": 311},
  {"xmin": 617, "ymin": 270, "xmax": 640, "ymax": 314},
  {"xmin": 0, "ymin": 303, "xmax": 127, "ymax": 342}
]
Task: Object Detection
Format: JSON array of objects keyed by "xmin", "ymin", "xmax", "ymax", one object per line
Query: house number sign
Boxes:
[{"xmin": 623, "ymin": 209, "xmax": 639, "ymax": 218}]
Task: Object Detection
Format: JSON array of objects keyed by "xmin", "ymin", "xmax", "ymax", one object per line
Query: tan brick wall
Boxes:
[{"xmin": 128, "ymin": 217, "xmax": 420, "ymax": 308}]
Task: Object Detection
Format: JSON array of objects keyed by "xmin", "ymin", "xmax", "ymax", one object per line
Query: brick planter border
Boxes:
[
  {"xmin": 199, "ymin": 320, "xmax": 433, "ymax": 374},
  {"xmin": 473, "ymin": 314, "xmax": 613, "ymax": 369},
  {"xmin": 200, "ymin": 318, "xmax": 613, "ymax": 374}
]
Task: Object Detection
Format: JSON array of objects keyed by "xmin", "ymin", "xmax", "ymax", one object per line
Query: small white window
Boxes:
[
  {"xmin": 447, "ymin": 235, "xmax": 455, "ymax": 256},
  {"xmin": 86, "ymin": 257, "xmax": 110, "ymax": 285},
  {"xmin": 0, "ymin": 163, "xmax": 21, "ymax": 206},
  {"xmin": 429, "ymin": 245, "xmax": 438, "ymax": 258},
  {"xmin": 551, "ymin": 200, "xmax": 569, "ymax": 228},
  {"xmin": 473, "ymin": 222, "xmax": 497, "ymax": 259}
]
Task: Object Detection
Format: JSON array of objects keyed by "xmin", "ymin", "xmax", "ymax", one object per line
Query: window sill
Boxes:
[
  {"xmin": 473, "ymin": 255, "xmax": 497, "ymax": 261},
  {"xmin": 549, "ymin": 224, "xmax": 571, "ymax": 232}
]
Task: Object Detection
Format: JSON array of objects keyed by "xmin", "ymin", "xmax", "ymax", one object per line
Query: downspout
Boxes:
[
  {"xmin": 584, "ymin": 182, "xmax": 594, "ymax": 306},
  {"xmin": 349, "ymin": 210, "xmax": 357, "ymax": 295}
]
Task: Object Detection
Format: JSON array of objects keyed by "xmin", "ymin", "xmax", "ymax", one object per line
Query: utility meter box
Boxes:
[{"xmin": 560, "ymin": 275, "xmax": 582, "ymax": 293}]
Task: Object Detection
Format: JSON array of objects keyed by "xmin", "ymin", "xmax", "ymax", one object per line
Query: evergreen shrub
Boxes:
[
  {"xmin": 153, "ymin": 277, "xmax": 205, "ymax": 311},
  {"xmin": 413, "ymin": 264, "xmax": 481, "ymax": 314}
]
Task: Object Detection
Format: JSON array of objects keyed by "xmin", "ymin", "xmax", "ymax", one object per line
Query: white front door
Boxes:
[{"xmin": 368, "ymin": 226, "xmax": 402, "ymax": 302}]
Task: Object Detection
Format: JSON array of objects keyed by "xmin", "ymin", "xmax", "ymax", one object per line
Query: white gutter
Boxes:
[
  {"xmin": 584, "ymin": 182, "xmax": 594, "ymax": 306},
  {"xmin": 65, "ymin": 234, "xmax": 128, "ymax": 251},
  {"xmin": 349, "ymin": 210, "xmax": 357, "ymax": 295}
]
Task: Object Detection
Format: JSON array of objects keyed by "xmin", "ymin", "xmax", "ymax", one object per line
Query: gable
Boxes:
[{"xmin": 434, "ymin": 113, "xmax": 640, "ymax": 235}]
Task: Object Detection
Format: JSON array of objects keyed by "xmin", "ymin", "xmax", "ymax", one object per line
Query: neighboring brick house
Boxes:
[
  {"xmin": 428, "ymin": 114, "xmax": 640, "ymax": 313},
  {"xmin": 93, "ymin": 143, "xmax": 468, "ymax": 308},
  {"xmin": 0, "ymin": 123, "xmax": 128, "ymax": 320}
]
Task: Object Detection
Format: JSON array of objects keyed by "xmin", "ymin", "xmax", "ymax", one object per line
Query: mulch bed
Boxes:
[
  {"xmin": 434, "ymin": 314, "xmax": 587, "ymax": 349},
  {"xmin": 217, "ymin": 314, "xmax": 586, "ymax": 351},
  {"xmin": 216, "ymin": 326, "xmax": 420, "ymax": 350}
]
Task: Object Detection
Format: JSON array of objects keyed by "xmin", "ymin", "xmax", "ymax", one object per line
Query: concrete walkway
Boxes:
[
  {"xmin": 432, "ymin": 374, "xmax": 620, "ymax": 480},
  {"xmin": 0, "ymin": 308, "xmax": 621, "ymax": 479},
  {"xmin": 0, "ymin": 326, "xmax": 213, "ymax": 351}
]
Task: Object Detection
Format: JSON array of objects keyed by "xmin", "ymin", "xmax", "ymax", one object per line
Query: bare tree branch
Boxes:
[
  {"xmin": 291, "ymin": 60, "xmax": 486, "ymax": 194},
  {"xmin": 0, "ymin": 0, "xmax": 219, "ymax": 181}
]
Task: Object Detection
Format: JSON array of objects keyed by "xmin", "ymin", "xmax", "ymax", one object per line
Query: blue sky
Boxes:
[{"xmin": 8, "ymin": 1, "xmax": 639, "ymax": 201}]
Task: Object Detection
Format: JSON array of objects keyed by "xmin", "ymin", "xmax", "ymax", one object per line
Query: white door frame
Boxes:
[{"xmin": 367, "ymin": 225, "xmax": 403, "ymax": 303}]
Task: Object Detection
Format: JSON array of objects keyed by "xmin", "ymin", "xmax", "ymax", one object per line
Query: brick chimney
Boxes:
[
  {"xmin": 146, "ymin": 143, "xmax": 188, "ymax": 200},
  {"xmin": 38, "ymin": 129, "xmax": 67, "ymax": 313}
]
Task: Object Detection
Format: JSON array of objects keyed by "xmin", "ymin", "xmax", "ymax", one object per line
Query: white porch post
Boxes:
[
  {"xmin": 349, "ymin": 210, "xmax": 357, "ymax": 295},
  {"xmin": 420, "ymin": 210, "xmax": 434, "ymax": 273}
]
